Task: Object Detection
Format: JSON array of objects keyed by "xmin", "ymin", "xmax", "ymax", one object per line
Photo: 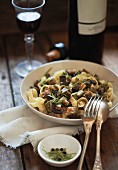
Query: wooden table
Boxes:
[{"xmin": 0, "ymin": 30, "xmax": 118, "ymax": 170}]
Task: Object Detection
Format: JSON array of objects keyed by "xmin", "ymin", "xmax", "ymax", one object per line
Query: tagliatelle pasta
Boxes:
[{"xmin": 26, "ymin": 68, "xmax": 115, "ymax": 119}]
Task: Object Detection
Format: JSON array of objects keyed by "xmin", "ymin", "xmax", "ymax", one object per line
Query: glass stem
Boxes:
[{"xmin": 24, "ymin": 34, "xmax": 34, "ymax": 71}]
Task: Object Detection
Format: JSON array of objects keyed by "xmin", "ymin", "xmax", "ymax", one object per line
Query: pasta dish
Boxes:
[{"xmin": 26, "ymin": 68, "xmax": 114, "ymax": 119}]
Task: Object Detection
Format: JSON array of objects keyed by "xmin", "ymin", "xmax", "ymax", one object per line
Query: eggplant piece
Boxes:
[
  {"xmin": 91, "ymin": 79, "xmax": 97, "ymax": 85},
  {"xmin": 60, "ymin": 76, "xmax": 70, "ymax": 85},
  {"xmin": 52, "ymin": 109, "xmax": 63, "ymax": 114},
  {"xmin": 45, "ymin": 101, "xmax": 53, "ymax": 113},
  {"xmin": 45, "ymin": 94, "xmax": 54, "ymax": 100},
  {"xmin": 61, "ymin": 87, "xmax": 71, "ymax": 99},
  {"xmin": 82, "ymin": 69, "xmax": 90, "ymax": 74},
  {"xmin": 33, "ymin": 80, "xmax": 40, "ymax": 94},
  {"xmin": 52, "ymin": 90, "xmax": 58, "ymax": 97},
  {"xmin": 52, "ymin": 104, "xmax": 63, "ymax": 114},
  {"xmin": 83, "ymin": 79, "xmax": 91, "ymax": 88},
  {"xmin": 34, "ymin": 80, "xmax": 39, "ymax": 87},
  {"xmin": 47, "ymin": 78, "xmax": 56, "ymax": 85},
  {"xmin": 98, "ymin": 84, "xmax": 109, "ymax": 95},
  {"xmin": 60, "ymin": 76, "xmax": 66, "ymax": 85},
  {"xmin": 103, "ymin": 84, "xmax": 109, "ymax": 92},
  {"xmin": 98, "ymin": 88, "xmax": 104, "ymax": 95},
  {"xmin": 84, "ymin": 91, "xmax": 93, "ymax": 100},
  {"xmin": 72, "ymin": 85, "xmax": 80, "ymax": 92},
  {"xmin": 66, "ymin": 69, "xmax": 77, "ymax": 76},
  {"xmin": 34, "ymin": 86, "xmax": 40, "ymax": 94},
  {"xmin": 94, "ymin": 74, "xmax": 100, "ymax": 81},
  {"xmin": 67, "ymin": 114, "xmax": 80, "ymax": 119}
]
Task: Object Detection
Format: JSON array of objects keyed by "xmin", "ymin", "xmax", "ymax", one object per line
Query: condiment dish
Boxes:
[{"xmin": 37, "ymin": 134, "xmax": 81, "ymax": 167}]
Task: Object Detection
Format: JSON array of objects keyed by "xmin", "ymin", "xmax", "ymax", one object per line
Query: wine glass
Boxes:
[{"xmin": 12, "ymin": 0, "xmax": 45, "ymax": 77}]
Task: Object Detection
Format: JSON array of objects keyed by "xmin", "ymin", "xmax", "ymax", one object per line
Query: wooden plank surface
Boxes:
[
  {"xmin": 83, "ymin": 119, "xmax": 118, "ymax": 170},
  {"xmin": 0, "ymin": 36, "xmax": 23, "ymax": 170}
]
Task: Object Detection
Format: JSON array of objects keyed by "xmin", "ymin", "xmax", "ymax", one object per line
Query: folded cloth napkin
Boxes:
[
  {"xmin": 0, "ymin": 105, "xmax": 84, "ymax": 151},
  {"xmin": 0, "ymin": 105, "xmax": 117, "ymax": 151}
]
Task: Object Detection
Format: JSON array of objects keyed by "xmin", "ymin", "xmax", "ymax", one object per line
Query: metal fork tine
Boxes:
[
  {"xmin": 88, "ymin": 96, "xmax": 97, "ymax": 117},
  {"xmin": 84, "ymin": 96, "xmax": 95, "ymax": 117},
  {"xmin": 96, "ymin": 97, "xmax": 103, "ymax": 114},
  {"xmin": 84, "ymin": 96, "xmax": 93, "ymax": 114},
  {"xmin": 84, "ymin": 96, "xmax": 98, "ymax": 117},
  {"xmin": 91, "ymin": 96, "xmax": 100, "ymax": 117}
]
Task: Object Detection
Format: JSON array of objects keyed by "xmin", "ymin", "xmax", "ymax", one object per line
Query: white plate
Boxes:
[{"xmin": 20, "ymin": 60, "xmax": 118, "ymax": 125}]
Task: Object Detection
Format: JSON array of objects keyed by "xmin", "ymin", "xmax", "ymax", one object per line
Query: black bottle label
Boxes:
[{"xmin": 77, "ymin": 0, "xmax": 107, "ymax": 35}]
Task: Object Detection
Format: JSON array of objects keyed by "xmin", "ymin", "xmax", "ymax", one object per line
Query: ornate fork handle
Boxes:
[
  {"xmin": 93, "ymin": 123, "xmax": 103, "ymax": 170},
  {"xmin": 77, "ymin": 121, "xmax": 94, "ymax": 170}
]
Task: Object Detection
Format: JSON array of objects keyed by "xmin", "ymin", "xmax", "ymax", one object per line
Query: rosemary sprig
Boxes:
[{"xmin": 44, "ymin": 67, "xmax": 52, "ymax": 77}]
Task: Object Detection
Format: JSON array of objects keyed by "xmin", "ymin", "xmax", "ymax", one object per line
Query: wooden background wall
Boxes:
[{"xmin": 0, "ymin": 0, "xmax": 69, "ymax": 35}]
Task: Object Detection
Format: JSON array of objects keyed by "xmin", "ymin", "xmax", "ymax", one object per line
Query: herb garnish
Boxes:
[{"xmin": 42, "ymin": 147, "xmax": 76, "ymax": 161}]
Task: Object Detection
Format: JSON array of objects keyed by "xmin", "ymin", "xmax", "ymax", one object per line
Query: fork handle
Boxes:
[
  {"xmin": 77, "ymin": 132, "xmax": 90, "ymax": 170},
  {"xmin": 93, "ymin": 124, "xmax": 103, "ymax": 170}
]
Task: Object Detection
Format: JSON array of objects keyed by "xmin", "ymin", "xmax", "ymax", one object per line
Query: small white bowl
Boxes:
[{"xmin": 37, "ymin": 134, "xmax": 81, "ymax": 167}]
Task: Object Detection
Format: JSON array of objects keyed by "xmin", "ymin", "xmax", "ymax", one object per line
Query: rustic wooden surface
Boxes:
[{"xmin": 0, "ymin": 30, "xmax": 118, "ymax": 170}]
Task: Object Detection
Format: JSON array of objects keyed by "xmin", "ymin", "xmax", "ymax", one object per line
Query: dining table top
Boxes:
[{"xmin": 0, "ymin": 30, "xmax": 118, "ymax": 170}]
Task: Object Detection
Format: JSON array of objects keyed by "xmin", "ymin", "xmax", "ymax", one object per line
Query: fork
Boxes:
[{"xmin": 77, "ymin": 96, "xmax": 101, "ymax": 170}]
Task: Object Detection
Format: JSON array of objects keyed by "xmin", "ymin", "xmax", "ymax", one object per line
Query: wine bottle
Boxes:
[
  {"xmin": 68, "ymin": 0, "xmax": 107, "ymax": 64},
  {"xmin": 45, "ymin": 43, "xmax": 68, "ymax": 62}
]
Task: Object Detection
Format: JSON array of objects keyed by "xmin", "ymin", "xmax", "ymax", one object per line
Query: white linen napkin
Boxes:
[
  {"xmin": 0, "ymin": 105, "xmax": 84, "ymax": 151},
  {"xmin": 0, "ymin": 105, "xmax": 117, "ymax": 151}
]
